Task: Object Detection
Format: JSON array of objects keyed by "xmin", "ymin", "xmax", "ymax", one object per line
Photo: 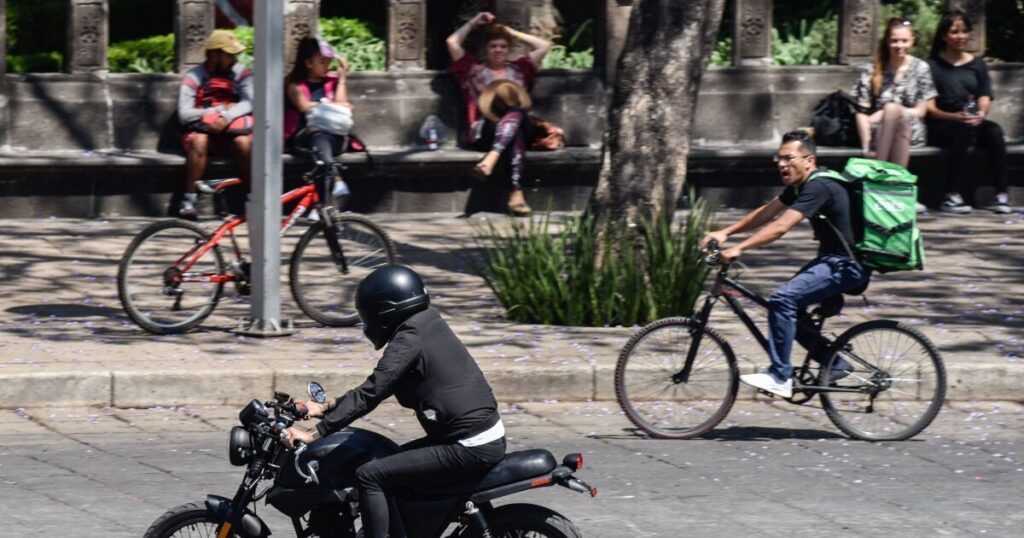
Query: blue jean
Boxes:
[{"xmin": 766, "ymin": 254, "xmax": 868, "ymax": 383}]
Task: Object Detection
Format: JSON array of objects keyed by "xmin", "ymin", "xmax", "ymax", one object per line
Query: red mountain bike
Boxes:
[{"xmin": 117, "ymin": 160, "xmax": 395, "ymax": 334}]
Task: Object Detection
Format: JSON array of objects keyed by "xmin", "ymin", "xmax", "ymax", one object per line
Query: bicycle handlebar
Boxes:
[{"xmin": 703, "ymin": 239, "xmax": 723, "ymax": 267}]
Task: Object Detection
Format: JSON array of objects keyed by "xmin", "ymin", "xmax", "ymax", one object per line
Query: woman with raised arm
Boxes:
[
  {"xmin": 926, "ymin": 10, "xmax": 1012, "ymax": 214},
  {"xmin": 851, "ymin": 17, "xmax": 936, "ymax": 213},
  {"xmin": 447, "ymin": 12, "xmax": 552, "ymax": 216}
]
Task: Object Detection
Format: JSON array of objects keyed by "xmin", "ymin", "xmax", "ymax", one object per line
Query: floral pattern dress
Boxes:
[{"xmin": 852, "ymin": 57, "xmax": 937, "ymax": 146}]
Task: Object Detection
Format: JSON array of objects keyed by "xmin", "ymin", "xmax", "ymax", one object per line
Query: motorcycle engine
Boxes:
[{"xmin": 309, "ymin": 506, "xmax": 356, "ymax": 537}]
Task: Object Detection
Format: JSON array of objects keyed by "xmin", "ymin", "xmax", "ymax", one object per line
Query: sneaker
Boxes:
[
  {"xmin": 939, "ymin": 194, "xmax": 972, "ymax": 214},
  {"xmin": 739, "ymin": 372, "xmax": 793, "ymax": 398},
  {"xmin": 915, "ymin": 202, "xmax": 928, "ymax": 214},
  {"xmin": 178, "ymin": 203, "xmax": 198, "ymax": 221},
  {"xmin": 991, "ymin": 193, "xmax": 1012, "ymax": 215}
]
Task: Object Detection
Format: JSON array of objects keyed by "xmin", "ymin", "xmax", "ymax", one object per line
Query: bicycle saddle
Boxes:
[{"xmin": 195, "ymin": 178, "xmax": 242, "ymax": 194}]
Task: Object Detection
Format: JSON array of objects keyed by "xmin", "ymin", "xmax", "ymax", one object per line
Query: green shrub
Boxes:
[
  {"xmin": 772, "ymin": 16, "xmax": 838, "ymax": 66},
  {"xmin": 108, "ymin": 34, "xmax": 175, "ymax": 73},
  {"xmin": 542, "ymin": 18, "xmax": 595, "ymax": 69},
  {"xmin": 469, "ymin": 201, "xmax": 713, "ymax": 327},
  {"xmin": 318, "ymin": 17, "xmax": 386, "ymax": 72},
  {"xmin": 6, "ymin": 51, "xmax": 63, "ymax": 73}
]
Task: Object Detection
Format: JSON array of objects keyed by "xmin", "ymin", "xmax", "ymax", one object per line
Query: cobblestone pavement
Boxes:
[
  {"xmin": 1, "ymin": 400, "xmax": 1021, "ymax": 537},
  {"xmin": 0, "ymin": 210, "xmax": 1022, "ymax": 405}
]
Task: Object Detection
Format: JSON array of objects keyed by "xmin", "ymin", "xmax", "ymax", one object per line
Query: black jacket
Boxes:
[{"xmin": 316, "ymin": 308, "xmax": 499, "ymax": 441}]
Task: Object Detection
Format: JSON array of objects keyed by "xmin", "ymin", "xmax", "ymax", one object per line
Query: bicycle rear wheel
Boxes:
[
  {"xmin": 615, "ymin": 318, "xmax": 738, "ymax": 439},
  {"xmin": 820, "ymin": 320, "xmax": 946, "ymax": 441},
  {"xmin": 117, "ymin": 220, "xmax": 225, "ymax": 334},
  {"xmin": 289, "ymin": 213, "xmax": 395, "ymax": 326}
]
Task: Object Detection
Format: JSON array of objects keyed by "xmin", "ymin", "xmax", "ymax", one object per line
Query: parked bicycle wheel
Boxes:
[
  {"xmin": 289, "ymin": 213, "xmax": 395, "ymax": 326},
  {"xmin": 117, "ymin": 220, "xmax": 225, "ymax": 334},
  {"xmin": 819, "ymin": 320, "xmax": 946, "ymax": 442},
  {"xmin": 616, "ymin": 318, "xmax": 739, "ymax": 439}
]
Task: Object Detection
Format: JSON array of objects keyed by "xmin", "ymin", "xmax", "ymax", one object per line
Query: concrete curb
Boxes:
[{"xmin": 1, "ymin": 362, "xmax": 1021, "ymax": 408}]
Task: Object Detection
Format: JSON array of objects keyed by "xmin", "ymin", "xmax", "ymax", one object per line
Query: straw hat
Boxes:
[{"xmin": 477, "ymin": 80, "xmax": 532, "ymax": 122}]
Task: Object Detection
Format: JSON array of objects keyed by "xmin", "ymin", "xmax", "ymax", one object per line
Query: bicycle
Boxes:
[
  {"xmin": 117, "ymin": 154, "xmax": 395, "ymax": 334},
  {"xmin": 615, "ymin": 240, "xmax": 946, "ymax": 442}
]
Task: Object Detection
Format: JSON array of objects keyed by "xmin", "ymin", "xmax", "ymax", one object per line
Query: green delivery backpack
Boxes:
[{"xmin": 812, "ymin": 158, "xmax": 925, "ymax": 273}]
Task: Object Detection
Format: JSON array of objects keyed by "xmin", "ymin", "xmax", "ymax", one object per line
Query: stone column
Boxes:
[
  {"xmin": 838, "ymin": 0, "xmax": 877, "ymax": 65},
  {"xmin": 174, "ymin": 0, "xmax": 215, "ymax": 72},
  {"xmin": 597, "ymin": 0, "xmax": 633, "ymax": 82},
  {"xmin": 947, "ymin": 0, "xmax": 985, "ymax": 54},
  {"xmin": 733, "ymin": 0, "xmax": 772, "ymax": 66},
  {"xmin": 387, "ymin": 0, "xmax": 427, "ymax": 70},
  {"xmin": 285, "ymin": 0, "xmax": 320, "ymax": 71},
  {"xmin": 66, "ymin": 0, "xmax": 109, "ymax": 73},
  {"xmin": 1, "ymin": 0, "xmax": 7, "ymax": 75}
]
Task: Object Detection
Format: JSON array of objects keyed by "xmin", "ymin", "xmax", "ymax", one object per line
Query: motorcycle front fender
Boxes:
[{"xmin": 205, "ymin": 494, "xmax": 272, "ymax": 538}]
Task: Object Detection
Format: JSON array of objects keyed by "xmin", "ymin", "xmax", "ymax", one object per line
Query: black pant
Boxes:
[
  {"xmin": 927, "ymin": 118, "xmax": 1008, "ymax": 195},
  {"xmin": 291, "ymin": 128, "xmax": 347, "ymax": 201},
  {"xmin": 354, "ymin": 437, "xmax": 505, "ymax": 538}
]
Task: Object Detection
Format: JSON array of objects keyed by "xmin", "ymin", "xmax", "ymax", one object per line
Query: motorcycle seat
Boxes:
[{"xmin": 408, "ymin": 449, "xmax": 557, "ymax": 498}]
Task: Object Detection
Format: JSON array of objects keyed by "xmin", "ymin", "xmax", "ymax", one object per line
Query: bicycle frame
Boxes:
[
  {"xmin": 677, "ymin": 265, "xmax": 879, "ymax": 395},
  {"xmin": 171, "ymin": 177, "xmax": 344, "ymax": 286}
]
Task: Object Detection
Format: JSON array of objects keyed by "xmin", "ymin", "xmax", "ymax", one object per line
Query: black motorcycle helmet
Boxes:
[{"xmin": 355, "ymin": 266, "xmax": 430, "ymax": 349}]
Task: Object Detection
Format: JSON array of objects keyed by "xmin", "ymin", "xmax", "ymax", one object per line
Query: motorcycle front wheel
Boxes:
[
  {"xmin": 143, "ymin": 502, "xmax": 230, "ymax": 538},
  {"xmin": 461, "ymin": 503, "xmax": 583, "ymax": 538}
]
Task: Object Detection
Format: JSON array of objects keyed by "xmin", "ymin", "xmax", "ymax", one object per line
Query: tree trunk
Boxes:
[{"xmin": 590, "ymin": 0, "xmax": 727, "ymax": 227}]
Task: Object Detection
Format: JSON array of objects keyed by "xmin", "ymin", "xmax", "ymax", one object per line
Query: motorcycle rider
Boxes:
[{"xmin": 282, "ymin": 265, "xmax": 506, "ymax": 538}]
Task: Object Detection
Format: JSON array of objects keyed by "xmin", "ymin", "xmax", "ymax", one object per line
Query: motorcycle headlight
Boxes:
[
  {"xmin": 239, "ymin": 399, "xmax": 269, "ymax": 427},
  {"xmin": 229, "ymin": 426, "xmax": 255, "ymax": 466}
]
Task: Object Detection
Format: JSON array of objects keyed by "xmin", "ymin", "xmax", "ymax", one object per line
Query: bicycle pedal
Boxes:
[{"xmin": 757, "ymin": 389, "xmax": 775, "ymax": 398}]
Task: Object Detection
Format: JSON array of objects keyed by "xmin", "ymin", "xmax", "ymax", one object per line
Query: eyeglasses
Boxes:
[{"xmin": 773, "ymin": 153, "xmax": 811, "ymax": 164}]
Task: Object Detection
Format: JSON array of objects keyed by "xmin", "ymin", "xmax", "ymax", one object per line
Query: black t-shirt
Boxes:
[
  {"xmin": 779, "ymin": 169, "xmax": 856, "ymax": 257},
  {"xmin": 927, "ymin": 56, "xmax": 993, "ymax": 113}
]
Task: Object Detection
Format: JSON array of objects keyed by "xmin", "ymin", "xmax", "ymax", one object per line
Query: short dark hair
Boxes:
[{"xmin": 781, "ymin": 130, "xmax": 817, "ymax": 156}]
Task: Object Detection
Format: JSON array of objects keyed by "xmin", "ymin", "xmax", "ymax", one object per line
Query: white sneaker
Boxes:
[
  {"xmin": 991, "ymin": 193, "xmax": 1011, "ymax": 215},
  {"xmin": 915, "ymin": 202, "xmax": 928, "ymax": 213},
  {"xmin": 939, "ymin": 194, "xmax": 973, "ymax": 214},
  {"xmin": 739, "ymin": 373, "xmax": 793, "ymax": 398}
]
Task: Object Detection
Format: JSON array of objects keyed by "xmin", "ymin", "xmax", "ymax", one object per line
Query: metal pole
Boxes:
[{"xmin": 237, "ymin": 0, "xmax": 294, "ymax": 336}]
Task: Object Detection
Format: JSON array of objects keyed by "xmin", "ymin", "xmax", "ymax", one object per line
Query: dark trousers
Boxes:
[
  {"xmin": 291, "ymin": 128, "xmax": 347, "ymax": 201},
  {"xmin": 472, "ymin": 109, "xmax": 532, "ymax": 190},
  {"xmin": 354, "ymin": 437, "xmax": 505, "ymax": 538},
  {"xmin": 927, "ymin": 118, "xmax": 1008, "ymax": 195}
]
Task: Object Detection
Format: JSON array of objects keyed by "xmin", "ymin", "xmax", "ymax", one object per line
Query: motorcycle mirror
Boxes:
[{"xmin": 307, "ymin": 381, "xmax": 327, "ymax": 404}]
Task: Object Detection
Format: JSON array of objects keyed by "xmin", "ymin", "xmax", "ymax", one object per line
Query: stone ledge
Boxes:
[{"xmin": 1, "ymin": 362, "xmax": 1020, "ymax": 408}]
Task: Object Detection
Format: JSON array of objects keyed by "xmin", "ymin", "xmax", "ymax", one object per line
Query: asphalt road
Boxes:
[{"xmin": 1, "ymin": 400, "xmax": 1021, "ymax": 537}]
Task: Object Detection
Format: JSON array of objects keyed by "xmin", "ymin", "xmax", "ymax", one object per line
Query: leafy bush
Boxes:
[
  {"xmin": 469, "ymin": 201, "xmax": 713, "ymax": 327},
  {"xmin": 318, "ymin": 17, "xmax": 386, "ymax": 71},
  {"xmin": 772, "ymin": 16, "xmax": 838, "ymax": 66},
  {"xmin": 6, "ymin": 51, "xmax": 63, "ymax": 73},
  {"xmin": 108, "ymin": 34, "xmax": 175, "ymax": 73},
  {"xmin": 542, "ymin": 18, "xmax": 594, "ymax": 69}
]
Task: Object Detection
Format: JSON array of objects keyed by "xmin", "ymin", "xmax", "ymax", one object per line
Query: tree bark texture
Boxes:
[{"xmin": 590, "ymin": 0, "xmax": 727, "ymax": 226}]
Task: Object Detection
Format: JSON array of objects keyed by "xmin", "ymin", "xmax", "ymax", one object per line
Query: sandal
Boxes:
[{"xmin": 507, "ymin": 201, "xmax": 532, "ymax": 217}]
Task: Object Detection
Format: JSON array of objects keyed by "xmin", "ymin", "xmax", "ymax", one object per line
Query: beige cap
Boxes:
[{"xmin": 205, "ymin": 30, "xmax": 246, "ymax": 54}]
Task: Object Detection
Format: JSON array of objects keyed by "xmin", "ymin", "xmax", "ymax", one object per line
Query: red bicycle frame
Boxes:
[{"xmin": 172, "ymin": 181, "xmax": 322, "ymax": 285}]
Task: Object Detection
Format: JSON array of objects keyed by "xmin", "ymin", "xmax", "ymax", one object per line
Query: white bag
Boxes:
[{"xmin": 307, "ymin": 99, "xmax": 353, "ymax": 136}]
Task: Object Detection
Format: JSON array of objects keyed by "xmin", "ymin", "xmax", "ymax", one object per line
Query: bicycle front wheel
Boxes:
[
  {"xmin": 820, "ymin": 320, "xmax": 946, "ymax": 441},
  {"xmin": 289, "ymin": 214, "xmax": 396, "ymax": 326},
  {"xmin": 117, "ymin": 220, "xmax": 225, "ymax": 334},
  {"xmin": 615, "ymin": 318, "xmax": 739, "ymax": 439}
]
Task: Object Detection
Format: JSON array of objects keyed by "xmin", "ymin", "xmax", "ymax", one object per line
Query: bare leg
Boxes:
[
  {"xmin": 233, "ymin": 135, "xmax": 253, "ymax": 187},
  {"xmin": 874, "ymin": 103, "xmax": 910, "ymax": 167},
  {"xmin": 185, "ymin": 133, "xmax": 210, "ymax": 194}
]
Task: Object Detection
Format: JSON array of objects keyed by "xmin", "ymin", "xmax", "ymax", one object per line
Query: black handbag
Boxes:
[{"xmin": 810, "ymin": 91, "xmax": 867, "ymax": 147}]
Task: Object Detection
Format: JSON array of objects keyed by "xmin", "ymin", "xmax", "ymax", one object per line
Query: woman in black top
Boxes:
[{"xmin": 926, "ymin": 10, "xmax": 1011, "ymax": 214}]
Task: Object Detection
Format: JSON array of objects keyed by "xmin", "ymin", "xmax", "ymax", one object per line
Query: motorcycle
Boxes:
[{"xmin": 144, "ymin": 382, "xmax": 596, "ymax": 538}]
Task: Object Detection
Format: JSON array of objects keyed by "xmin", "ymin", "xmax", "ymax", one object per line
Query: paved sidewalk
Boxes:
[{"xmin": 0, "ymin": 209, "xmax": 1021, "ymax": 407}]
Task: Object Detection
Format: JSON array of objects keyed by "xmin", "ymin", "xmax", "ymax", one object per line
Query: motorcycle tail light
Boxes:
[{"xmin": 562, "ymin": 453, "xmax": 583, "ymax": 471}]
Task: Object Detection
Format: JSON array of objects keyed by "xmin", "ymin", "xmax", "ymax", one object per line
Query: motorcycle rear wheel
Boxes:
[
  {"xmin": 461, "ymin": 503, "xmax": 583, "ymax": 538},
  {"xmin": 143, "ymin": 502, "xmax": 230, "ymax": 538}
]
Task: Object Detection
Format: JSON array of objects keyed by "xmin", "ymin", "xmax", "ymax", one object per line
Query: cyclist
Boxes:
[
  {"xmin": 701, "ymin": 131, "xmax": 868, "ymax": 398},
  {"xmin": 281, "ymin": 266, "xmax": 505, "ymax": 538}
]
